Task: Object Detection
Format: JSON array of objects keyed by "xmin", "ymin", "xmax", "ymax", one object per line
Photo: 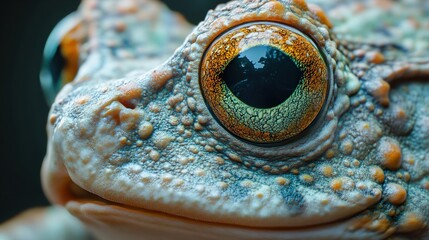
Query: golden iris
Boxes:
[{"xmin": 199, "ymin": 22, "xmax": 329, "ymax": 144}]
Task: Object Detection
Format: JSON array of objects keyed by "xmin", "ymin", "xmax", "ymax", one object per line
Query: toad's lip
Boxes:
[
  {"xmin": 42, "ymin": 148, "xmax": 389, "ymax": 240},
  {"xmin": 65, "ymin": 195, "xmax": 389, "ymax": 240}
]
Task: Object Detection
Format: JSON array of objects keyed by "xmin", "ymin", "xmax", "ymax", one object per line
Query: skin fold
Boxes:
[{"xmin": 1, "ymin": 0, "xmax": 428, "ymax": 239}]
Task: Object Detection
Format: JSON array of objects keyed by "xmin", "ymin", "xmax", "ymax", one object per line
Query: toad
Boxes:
[{"xmin": 1, "ymin": 0, "xmax": 428, "ymax": 239}]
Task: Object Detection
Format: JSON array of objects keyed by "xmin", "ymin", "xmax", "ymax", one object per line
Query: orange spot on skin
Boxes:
[
  {"xmin": 284, "ymin": 12, "xmax": 301, "ymax": 27},
  {"xmin": 407, "ymin": 17, "xmax": 420, "ymax": 28},
  {"xmin": 300, "ymin": 174, "xmax": 314, "ymax": 183},
  {"xmin": 119, "ymin": 136, "xmax": 128, "ymax": 146},
  {"xmin": 150, "ymin": 67, "xmax": 174, "ymax": 90},
  {"xmin": 365, "ymin": 78, "xmax": 391, "ymax": 107},
  {"xmin": 403, "ymin": 172, "xmax": 410, "ymax": 182},
  {"xmin": 340, "ymin": 140, "xmax": 353, "ymax": 155},
  {"xmin": 367, "ymin": 217, "xmax": 391, "ymax": 233},
  {"xmin": 75, "ymin": 95, "xmax": 91, "ymax": 105},
  {"xmin": 349, "ymin": 214, "xmax": 393, "ymax": 233},
  {"xmin": 291, "ymin": 0, "xmax": 309, "ymax": 11},
  {"xmin": 366, "ymin": 51, "xmax": 385, "ymax": 64},
  {"xmin": 210, "ymin": 17, "xmax": 227, "ymax": 33},
  {"xmin": 261, "ymin": 1, "xmax": 286, "ymax": 15},
  {"xmin": 262, "ymin": 165, "xmax": 272, "ymax": 172},
  {"xmin": 397, "ymin": 213, "xmax": 426, "ymax": 233},
  {"xmin": 228, "ymin": 153, "xmax": 242, "ymax": 163},
  {"xmin": 117, "ymin": 0, "xmax": 138, "ymax": 14},
  {"xmin": 385, "ymin": 183, "xmax": 407, "ymax": 205},
  {"xmin": 308, "ymin": 4, "xmax": 333, "ymax": 28},
  {"xmin": 321, "ymin": 165, "xmax": 333, "ymax": 177},
  {"xmin": 215, "ymin": 157, "xmax": 225, "ymax": 165},
  {"xmin": 331, "ymin": 177, "xmax": 355, "ymax": 191},
  {"xmin": 115, "ymin": 21, "xmax": 127, "ymax": 32},
  {"xmin": 348, "ymin": 215, "xmax": 372, "ymax": 231},
  {"xmin": 370, "ymin": 166, "xmax": 385, "ymax": 184},
  {"xmin": 374, "ymin": 0, "xmax": 394, "ymax": 10},
  {"xmin": 325, "ymin": 149, "xmax": 335, "ymax": 159},
  {"xmin": 281, "ymin": 166, "xmax": 290, "ymax": 172},
  {"xmin": 388, "ymin": 209, "xmax": 396, "ymax": 217},
  {"xmin": 354, "ymin": 3, "xmax": 366, "ymax": 13},
  {"xmin": 320, "ymin": 199, "xmax": 330, "ymax": 205},
  {"xmin": 49, "ymin": 114, "xmax": 58, "ymax": 125},
  {"xmin": 378, "ymin": 139, "xmax": 402, "ymax": 170},
  {"xmin": 389, "ymin": 105, "xmax": 410, "ymax": 131},
  {"xmin": 330, "ymin": 178, "xmax": 343, "ymax": 191},
  {"xmin": 149, "ymin": 150, "xmax": 160, "ymax": 162},
  {"xmin": 275, "ymin": 177, "xmax": 290, "ymax": 186}
]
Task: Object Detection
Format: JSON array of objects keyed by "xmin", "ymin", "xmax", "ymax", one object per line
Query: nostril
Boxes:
[
  {"xmin": 116, "ymin": 82, "xmax": 142, "ymax": 110},
  {"xmin": 118, "ymin": 98, "xmax": 137, "ymax": 109}
]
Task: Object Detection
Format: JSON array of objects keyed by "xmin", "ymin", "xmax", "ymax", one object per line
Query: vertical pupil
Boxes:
[{"xmin": 221, "ymin": 45, "xmax": 303, "ymax": 108}]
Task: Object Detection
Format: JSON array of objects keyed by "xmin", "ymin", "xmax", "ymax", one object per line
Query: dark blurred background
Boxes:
[{"xmin": 0, "ymin": 0, "xmax": 227, "ymax": 223}]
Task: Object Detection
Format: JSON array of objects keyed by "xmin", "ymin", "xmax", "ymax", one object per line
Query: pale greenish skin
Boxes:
[{"xmin": 1, "ymin": 0, "xmax": 429, "ymax": 239}]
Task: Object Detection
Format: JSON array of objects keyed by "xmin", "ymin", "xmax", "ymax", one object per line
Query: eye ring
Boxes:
[{"xmin": 199, "ymin": 21, "xmax": 331, "ymax": 145}]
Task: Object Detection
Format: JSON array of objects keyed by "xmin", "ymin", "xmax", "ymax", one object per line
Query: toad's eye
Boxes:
[
  {"xmin": 40, "ymin": 13, "xmax": 82, "ymax": 105},
  {"xmin": 200, "ymin": 22, "xmax": 330, "ymax": 144}
]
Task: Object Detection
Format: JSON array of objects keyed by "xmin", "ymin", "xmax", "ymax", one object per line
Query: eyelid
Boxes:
[{"xmin": 185, "ymin": 1, "xmax": 343, "ymax": 163}]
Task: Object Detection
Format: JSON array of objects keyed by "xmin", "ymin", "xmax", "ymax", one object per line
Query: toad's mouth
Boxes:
[
  {"xmin": 65, "ymin": 181, "xmax": 381, "ymax": 240},
  {"xmin": 42, "ymin": 157, "xmax": 390, "ymax": 240}
]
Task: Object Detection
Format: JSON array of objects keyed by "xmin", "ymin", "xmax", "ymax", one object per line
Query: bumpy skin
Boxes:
[{"xmin": 8, "ymin": 0, "xmax": 429, "ymax": 239}]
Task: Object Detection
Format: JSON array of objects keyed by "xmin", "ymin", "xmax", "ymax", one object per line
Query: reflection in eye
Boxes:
[
  {"xmin": 200, "ymin": 22, "xmax": 330, "ymax": 144},
  {"xmin": 40, "ymin": 13, "xmax": 81, "ymax": 105},
  {"xmin": 222, "ymin": 45, "xmax": 302, "ymax": 109}
]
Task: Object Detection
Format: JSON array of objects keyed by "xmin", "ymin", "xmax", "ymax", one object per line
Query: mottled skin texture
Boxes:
[{"xmin": 1, "ymin": 0, "xmax": 429, "ymax": 239}]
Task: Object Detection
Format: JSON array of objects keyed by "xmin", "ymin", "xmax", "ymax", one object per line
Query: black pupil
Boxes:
[
  {"xmin": 50, "ymin": 45, "xmax": 66, "ymax": 91},
  {"xmin": 221, "ymin": 45, "xmax": 303, "ymax": 108}
]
